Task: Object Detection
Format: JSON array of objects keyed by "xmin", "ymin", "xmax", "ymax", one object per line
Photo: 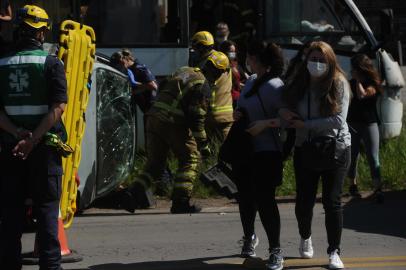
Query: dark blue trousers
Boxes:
[{"xmin": 0, "ymin": 144, "xmax": 62, "ymax": 270}]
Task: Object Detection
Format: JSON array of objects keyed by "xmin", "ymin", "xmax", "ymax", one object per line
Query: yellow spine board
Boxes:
[{"xmin": 58, "ymin": 20, "xmax": 96, "ymax": 228}]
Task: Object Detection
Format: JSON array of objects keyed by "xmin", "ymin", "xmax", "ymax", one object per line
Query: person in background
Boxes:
[
  {"xmin": 110, "ymin": 51, "xmax": 137, "ymax": 87},
  {"xmin": 190, "ymin": 31, "xmax": 234, "ymax": 141},
  {"xmin": 120, "ymin": 48, "xmax": 174, "ymax": 197},
  {"xmin": 219, "ymin": 39, "xmax": 248, "ymax": 107},
  {"xmin": 0, "ymin": 5, "xmax": 67, "ymax": 269},
  {"xmin": 233, "ymin": 40, "xmax": 285, "ymax": 270},
  {"xmin": 214, "ymin": 21, "xmax": 230, "ymax": 50},
  {"xmin": 0, "ymin": 0, "xmax": 12, "ymax": 56},
  {"xmin": 280, "ymin": 41, "xmax": 351, "ymax": 269},
  {"xmin": 189, "ymin": 30, "xmax": 215, "ymax": 68},
  {"xmin": 123, "ymin": 52, "xmax": 230, "ymax": 214},
  {"xmin": 121, "ymin": 48, "xmax": 158, "ymax": 113},
  {"xmin": 346, "ymin": 54, "xmax": 383, "ymax": 202}
]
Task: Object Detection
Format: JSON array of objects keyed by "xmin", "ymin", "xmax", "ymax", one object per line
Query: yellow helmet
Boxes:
[
  {"xmin": 191, "ymin": 31, "xmax": 214, "ymax": 47},
  {"xmin": 17, "ymin": 5, "xmax": 51, "ymax": 29},
  {"xmin": 207, "ymin": 51, "xmax": 230, "ymax": 70}
]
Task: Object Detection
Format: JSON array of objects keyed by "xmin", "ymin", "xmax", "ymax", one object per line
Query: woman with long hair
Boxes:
[
  {"xmin": 282, "ymin": 41, "xmax": 351, "ymax": 269},
  {"xmin": 232, "ymin": 40, "xmax": 285, "ymax": 270},
  {"xmin": 347, "ymin": 54, "xmax": 383, "ymax": 202}
]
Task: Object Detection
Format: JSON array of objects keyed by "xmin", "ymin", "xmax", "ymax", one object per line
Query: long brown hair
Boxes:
[
  {"xmin": 351, "ymin": 54, "xmax": 382, "ymax": 95},
  {"xmin": 283, "ymin": 41, "xmax": 346, "ymax": 116}
]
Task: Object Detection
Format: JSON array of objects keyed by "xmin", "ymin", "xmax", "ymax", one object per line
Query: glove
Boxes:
[
  {"xmin": 44, "ymin": 132, "xmax": 74, "ymax": 157},
  {"xmin": 199, "ymin": 144, "xmax": 212, "ymax": 160}
]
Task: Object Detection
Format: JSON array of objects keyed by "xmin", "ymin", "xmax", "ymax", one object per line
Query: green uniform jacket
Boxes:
[{"xmin": 0, "ymin": 49, "xmax": 49, "ymax": 130}]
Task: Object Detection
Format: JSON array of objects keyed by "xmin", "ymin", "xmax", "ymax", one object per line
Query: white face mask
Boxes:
[
  {"xmin": 227, "ymin": 52, "xmax": 236, "ymax": 60},
  {"xmin": 307, "ymin": 61, "xmax": 328, "ymax": 77}
]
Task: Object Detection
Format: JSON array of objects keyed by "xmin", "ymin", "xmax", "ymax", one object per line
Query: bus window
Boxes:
[
  {"xmin": 82, "ymin": 0, "xmax": 188, "ymax": 47},
  {"xmin": 265, "ymin": 0, "xmax": 369, "ymax": 53}
]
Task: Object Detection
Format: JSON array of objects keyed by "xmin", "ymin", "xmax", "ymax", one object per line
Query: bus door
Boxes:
[{"xmin": 262, "ymin": 0, "xmax": 404, "ymax": 139}]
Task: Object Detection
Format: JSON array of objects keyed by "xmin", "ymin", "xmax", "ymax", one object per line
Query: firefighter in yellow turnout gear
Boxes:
[
  {"xmin": 190, "ymin": 31, "xmax": 233, "ymax": 141},
  {"xmin": 125, "ymin": 51, "xmax": 230, "ymax": 214}
]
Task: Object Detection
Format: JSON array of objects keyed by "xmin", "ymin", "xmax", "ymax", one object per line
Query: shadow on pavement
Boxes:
[
  {"xmin": 68, "ymin": 256, "xmax": 244, "ymax": 270},
  {"xmin": 343, "ymin": 190, "xmax": 406, "ymax": 239},
  {"xmin": 67, "ymin": 256, "xmax": 329, "ymax": 270}
]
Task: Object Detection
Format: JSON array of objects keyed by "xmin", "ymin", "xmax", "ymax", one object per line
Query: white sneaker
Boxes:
[
  {"xmin": 329, "ymin": 249, "xmax": 344, "ymax": 269},
  {"xmin": 299, "ymin": 237, "xmax": 314, "ymax": 259}
]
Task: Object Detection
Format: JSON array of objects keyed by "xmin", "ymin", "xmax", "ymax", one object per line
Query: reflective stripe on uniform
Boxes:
[
  {"xmin": 175, "ymin": 171, "xmax": 196, "ymax": 180},
  {"xmin": 0, "ymin": 55, "xmax": 47, "ymax": 66},
  {"xmin": 173, "ymin": 182, "xmax": 193, "ymax": 189},
  {"xmin": 211, "ymin": 105, "xmax": 233, "ymax": 113},
  {"xmin": 211, "ymin": 71, "xmax": 232, "ymax": 113},
  {"xmin": 192, "ymin": 130, "xmax": 206, "ymax": 139},
  {"xmin": 190, "ymin": 153, "xmax": 200, "ymax": 162},
  {"xmin": 153, "ymin": 101, "xmax": 184, "ymax": 116},
  {"xmin": 190, "ymin": 107, "xmax": 206, "ymax": 116},
  {"xmin": 4, "ymin": 105, "xmax": 48, "ymax": 115}
]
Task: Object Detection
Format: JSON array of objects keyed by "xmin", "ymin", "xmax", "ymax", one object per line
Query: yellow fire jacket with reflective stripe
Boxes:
[
  {"xmin": 149, "ymin": 66, "xmax": 210, "ymax": 143},
  {"xmin": 196, "ymin": 50, "xmax": 233, "ymax": 123},
  {"xmin": 209, "ymin": 70, "xmax": 233, "ymax": 123}
]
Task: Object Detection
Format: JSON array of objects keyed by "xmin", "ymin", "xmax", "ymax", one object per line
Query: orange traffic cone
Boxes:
[{"xmin": 22, "ymin": 209, "xmax": 83, "ymax": 265}]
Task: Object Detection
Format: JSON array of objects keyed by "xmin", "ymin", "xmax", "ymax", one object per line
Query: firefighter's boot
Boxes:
[{"xmin": 170, "ymin": 198, "xmax": 202, "ymax": 214}]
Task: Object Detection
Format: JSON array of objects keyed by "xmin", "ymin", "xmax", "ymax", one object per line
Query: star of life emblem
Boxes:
[{"xmin": 9, "ymin": 69, "xmax": 29, "ymax": 93}]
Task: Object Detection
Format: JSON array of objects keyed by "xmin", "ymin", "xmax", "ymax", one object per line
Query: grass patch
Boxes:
[{"xmin": 351, "ymin": 123, "xmax": 406, "ymax": 192}]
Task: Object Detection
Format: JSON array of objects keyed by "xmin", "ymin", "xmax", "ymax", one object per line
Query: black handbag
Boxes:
[
  {"xmin": 301, "ymin": 135, "xmax": 346, "ymax": 171},
  {"xmin": 218, "ymin": 107, "xmax": 253, "ymax": 164},
  {"xmin": 301, "ymin": 91, "xmax": 346, "ymax": 171}
]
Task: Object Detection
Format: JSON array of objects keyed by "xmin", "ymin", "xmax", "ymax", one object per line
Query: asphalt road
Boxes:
[{"xmin": 21, "ymin": 191, "xmax": 406, "ymax": 270}]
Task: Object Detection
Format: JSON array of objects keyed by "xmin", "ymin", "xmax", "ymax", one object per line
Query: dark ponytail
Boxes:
[{"xmin": 245, "ymin": 40, "xmax": 284, "ymax": 97}]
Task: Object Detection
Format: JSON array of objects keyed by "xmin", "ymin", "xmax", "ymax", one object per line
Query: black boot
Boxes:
[{"xmin": 170, "ymin": 198, "xmax": 202, "ymax": 214}]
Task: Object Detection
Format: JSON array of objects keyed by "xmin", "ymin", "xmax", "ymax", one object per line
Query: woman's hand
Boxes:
[
  {"xmin": 246, "ymin": 118, "xmax": 280, "ymax": 136},
  {"xmin": 355, "ymin": 80, "xmax": 366, "ymax": 99},
  {"xmin": 279, "ymin": 108, "xmax": 300, "ymax": 121}
]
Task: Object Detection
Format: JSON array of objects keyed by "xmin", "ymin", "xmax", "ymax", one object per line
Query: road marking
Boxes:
[
  {"xmin": 345, "ymin": 262, "xmax": 406, "ymax": 268},
  {"xmin": 204, "ymin": 255, "xmax": 406, "ymax": 269}
]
